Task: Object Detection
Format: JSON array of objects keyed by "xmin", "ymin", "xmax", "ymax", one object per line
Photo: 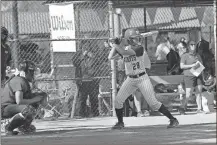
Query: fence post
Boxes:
[
  {"xmin": 144, "ymin": 7, "xmax": 148, "ymax": 51},
  {"xmin": 12, "ymin": 0, "xmax": 19, "ymax": 68},
  {"xmin": 214, "ymin": 0, "xmax": 217, "ymax": 81},
  {"xmin": 214, "ymin": 0, "xmax": 216, "ymax": 59},
  {"xmin": 108, "ymin": 1, "xmax": 117, "ymax": 117}
]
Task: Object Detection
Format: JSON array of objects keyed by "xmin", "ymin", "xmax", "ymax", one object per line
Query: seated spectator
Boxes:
[
  {"xmin": 201, "ymin": 88, "xmax": 215, "ymax": 114},
  {"xmin": 201, "ymin": 70, "xmax": 216, "ymax": 113}
]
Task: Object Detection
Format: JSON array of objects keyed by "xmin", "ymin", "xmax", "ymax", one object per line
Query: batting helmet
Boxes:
[{"xmin": 124, "ymin": 28, "xmax": 140, "ymax": 40}]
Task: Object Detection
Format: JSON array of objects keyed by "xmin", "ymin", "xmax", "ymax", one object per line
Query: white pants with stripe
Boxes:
[{"xmin": 115, "ymin": 74, "xmax": 162, "ymax": 111}]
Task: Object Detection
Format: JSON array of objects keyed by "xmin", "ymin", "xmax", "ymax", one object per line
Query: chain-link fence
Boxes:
[
  {"xmin": 1, "ymin": 1, "xmax": 215, "ymax": 120},
  {"xmin": 2, "ymin": 1, "xmax": 112, "ymax": 120}
]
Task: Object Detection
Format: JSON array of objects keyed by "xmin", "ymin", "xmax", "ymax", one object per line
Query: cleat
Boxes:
[
  {"xmin": 5, "ymin": 130, "xmax": 19, "ymax": 136},
  {"xmin": 5, "ymin": 124, "xmax": 19, "ymax": 136},
  {"xmin": 137, "ymin": 112, "xmax": 144, "ymax": 117},
  {"xmin": 196, "ymin": 109, "xmax": 204, "ymax": 114},
  {"xmin": 143, "ymin": 110, "xmax": 150, "ymax": 117},
  {"xmin": 167, "ymin": 118, "xmax": 179, "ymax": 129},
  {"xmin": 18, "ymin": 124, "xmax": 36, "ymax": 135},
  {"xmin": 112, "ymin": 122, "xmax": 124, "ymax": 130}
]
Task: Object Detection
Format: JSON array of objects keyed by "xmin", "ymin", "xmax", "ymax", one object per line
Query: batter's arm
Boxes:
[
  {"xmin": 108, "ymin": 47, "xmax": 118, "ymax": 60},
  {"xmin": 109, "ymin": 42, "xmax": 136, "ymax": 56},
  {"xmin": 108, "ymin": 47, "xmax": 123, "ymax": 60},
  {"xmin": 111, "ymin": 53, "xmax": 122, "ymax": 60}
]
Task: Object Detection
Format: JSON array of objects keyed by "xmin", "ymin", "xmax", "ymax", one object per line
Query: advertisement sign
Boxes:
[{"xmin": 49, "ymin": 3, "xmax": 76, "ymax": 52}]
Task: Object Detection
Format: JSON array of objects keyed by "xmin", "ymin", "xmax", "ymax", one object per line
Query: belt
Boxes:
[{"xmin": 128, "ymin": 72, "xmax": 146, "ymax": 78}]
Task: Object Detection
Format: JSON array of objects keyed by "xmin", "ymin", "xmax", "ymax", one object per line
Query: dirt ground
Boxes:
[{"xmin": 1, "ymin": 113, "xmax": 216, "ymax": 145}]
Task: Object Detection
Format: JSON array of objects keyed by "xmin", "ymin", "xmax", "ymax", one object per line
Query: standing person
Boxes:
[
  {"xmin": 179, "ymin": 40, "xmax": 204, "ymax": 114},
  {"xmin": 108, "ymin": 28, "xmax": 179, "ymax": 129},
  {"xmin": 1, "ymin": 60, "xmax": 47, "ymax": 135},
  {"xmin": 78, "ymin": 41, "xmax": 100, "ymax": 118},
  {"xmin": 1, "ymin": 26, "xmax": 12, "ymax": 85}
]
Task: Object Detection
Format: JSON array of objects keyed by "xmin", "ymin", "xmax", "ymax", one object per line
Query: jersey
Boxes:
[
  {"xmin": 123, "ymin": 45, "xmax": 147, "ymax": 75},
  {"xmin": 1, "ymin": 76, "xmax": 31, "ymax": 107},
  {"xmin": 180, "ymin": 53, "xmax": 203, "ymax": 76}
]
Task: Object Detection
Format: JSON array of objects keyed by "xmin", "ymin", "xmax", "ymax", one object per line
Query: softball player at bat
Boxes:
[{"xmin": 108, "ymin": 28, "xmax": 179, "ymax": 129}]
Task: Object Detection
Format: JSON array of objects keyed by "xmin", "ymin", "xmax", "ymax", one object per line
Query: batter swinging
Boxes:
[{"xmin": 108, "ymin": 28, "xmax": 179, "ymax": 129}]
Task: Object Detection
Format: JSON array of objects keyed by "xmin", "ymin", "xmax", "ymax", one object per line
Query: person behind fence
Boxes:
[
  {"xmin": 1, "ymin": 60, "xmax": 47, "ymax": 135},
  {"xmin": 201, "ymin": 70, "xmax": 216, "ymax": 113},
  {"xmin": 179, "ymin": 40, "xmax": 204, "ymax": 115},
  {"xmin": 155, "ymin": 36, "xmax": 181, "ymax": 75},
  {"xmin": 1, "ymin": 26, "xmax": 12, "ymax": 85},
  {"xmin": 78, "ymin": 40, "xmax": 100, "ymax": 118},
  {"xmin": 196, "ymin": 38, "xmax": 215, "ymax": 77},
  {"xmin": 176, "ymin": 38, "xmax": 188, "ymax": 57},
  {"xmin": 108, "ymin": 28, "xmax": 179, "ymax": 129}
]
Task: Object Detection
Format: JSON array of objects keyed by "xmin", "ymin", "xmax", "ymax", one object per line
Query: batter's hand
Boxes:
[
  {"xmin": 109, "ymin": 38, "xmax": 125, "ymax": 48},
  {"xmin": 108, "ymin": 37, "xmax": 122, "ymax": 45}
]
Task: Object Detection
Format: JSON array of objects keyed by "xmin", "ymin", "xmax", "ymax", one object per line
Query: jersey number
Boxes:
[{"xmin": 133, "ymin": 62, "xmax": 140, "ymax": 70}]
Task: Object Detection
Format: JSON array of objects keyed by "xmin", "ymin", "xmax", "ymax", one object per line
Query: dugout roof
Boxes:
[
  {"xmin": 112, "ymin": 0, "xmax": 214, "ymax": 8},
  {"xmin": 44, "ymin": 0, "xmax": 215, "ymax": 7}
]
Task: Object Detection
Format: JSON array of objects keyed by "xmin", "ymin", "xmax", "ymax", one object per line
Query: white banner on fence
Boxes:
[{"xmin": 49, "ymin": 3, "xmax": 76, "ymax": 52}]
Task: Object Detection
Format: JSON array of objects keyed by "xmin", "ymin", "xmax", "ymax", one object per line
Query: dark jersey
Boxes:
[{"xmin": 1, "ymin": 76, "xmax": 31, "ymax": 107}]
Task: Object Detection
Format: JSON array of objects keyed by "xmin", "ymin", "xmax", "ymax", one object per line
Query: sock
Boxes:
[
  {"xmin": 23, "ymin": 115, "xmax": 34, "ymax": 127},
  {"xmin": 115, "ymin": 108, "xmax": 123, "ymax": 123},
  {"xmin": 158, "ymin": 104, "xmax": 175, "ymax": 120},
  {"xmin": 7, "ymin": 113, "xmax": 25, "ymax": 131}
]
